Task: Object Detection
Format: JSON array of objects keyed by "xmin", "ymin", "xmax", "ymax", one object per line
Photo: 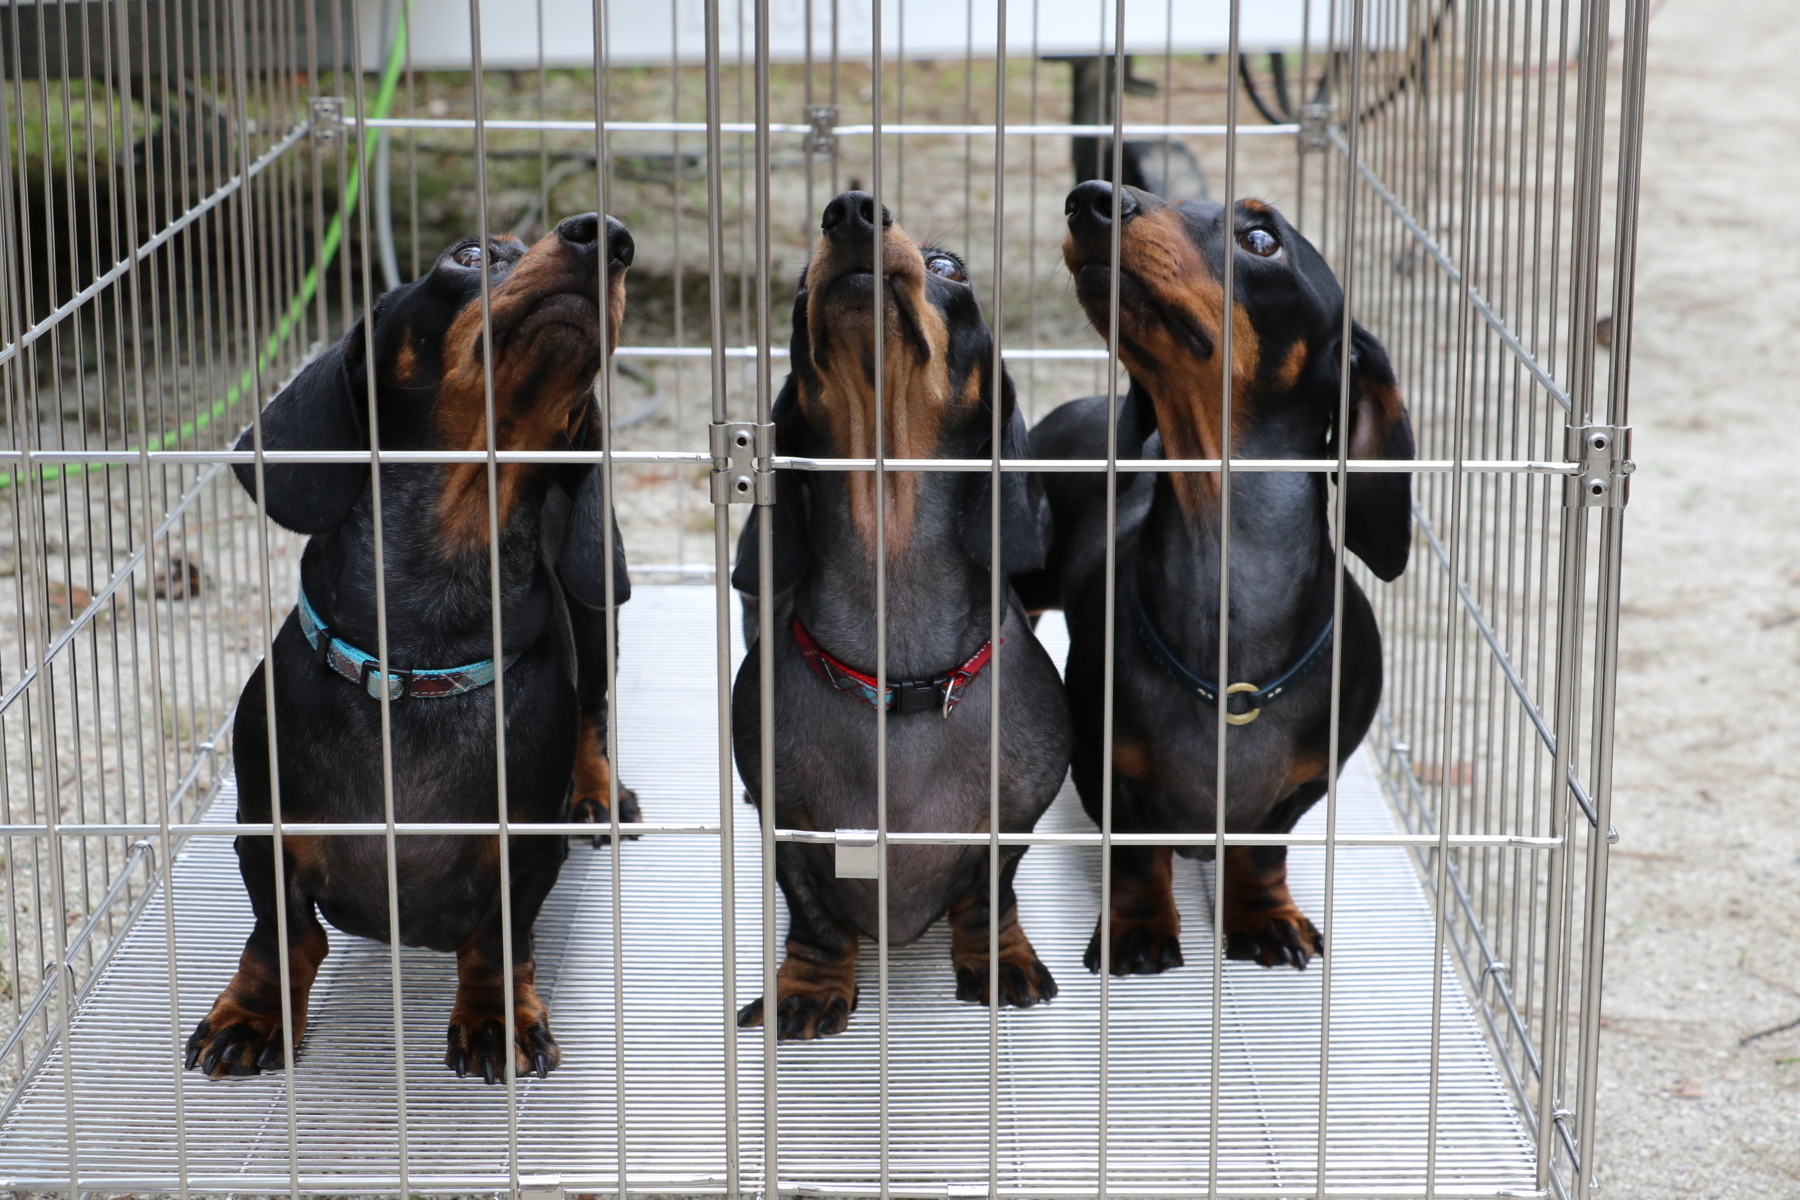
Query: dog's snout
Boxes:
[
  {"xmin": 821, "ymin": 191, "xmax": 892, "ymax": 244},
  {"xmin": 1065, "ymin": 180, "xmax": 1139, "ymax": 242},
  {"xmin": 605, "ymin": 216, "xmax": 635, "ymax": 270}
]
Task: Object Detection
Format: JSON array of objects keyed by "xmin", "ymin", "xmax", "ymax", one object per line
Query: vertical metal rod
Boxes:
[
  {"xmin": 695, "ymin": 0, "xmax": 751, "ymax": 1187},
  {"xmin": 1427, "ymin": 1, "xmax": 1490, "ymax": 1195},
  {"xmin": 750, "ymin": 0, "xmax": 776, "ymax": 1192},
  {"xmin": 870, "ymin": 5, "xmax": 890, "ymax": 1195},
  {"xmin": 986, "ymin": 2, "xmax": 1009, "ymax": 1190},
  {"xmin": 1315, "ymin": 0, "xmax": 1367, "ymax": 1188},
  {"xmin": 1099, "ymin": 0, "xmax": 1127, "ymax": 1191},
  {"xmin": 591, "ymin": 0, "xmax": 631, "ymax": 1192},
  {"xmin": 1571, "ymin": 0, "xmax": 1650, "ymax": 1182},
  {"xmin": 1206, "ymin": 2, "xmax": 1242, "ymax": 1196},
  {"xmin": 1539, "ymin": 0, "xmax": 1610, "ymax": 1185},
  {"xmin": 346, "ymin": 9, "xmax": 411, "ymax": 1191},
  {"xmin": 537, "ymin": 0, "xmax": 549, "ymax": 238},
  {"xmin": 465, "ymin": 1, "xmax": 524, "ymax": 1187},
  {"xmin": 88, "ymin": 0, "xmax": 183, "ymax": 1188},
  {"xmin": 16, "ymin": 55, "xmax": 80, "ymax": 1200},
  {"xmin": 804, "ymin": 0, "xmax": 816, "ymax": 231},
  {"xmin": 222, "ymin": 0, "xmax": 302, "ymax": 1188},
  {"xmin": 669, "ymin": 0, "xmax": 690, "ymax": 572}
]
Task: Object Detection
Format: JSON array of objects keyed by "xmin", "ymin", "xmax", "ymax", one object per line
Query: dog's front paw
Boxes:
[
  {"xmin": 445, "ymin": 1001, "xmax": 561, "ymax": 1083},
  {"xmin": 736, "ymin": 952, "xmax": 861, "ymax": 1041},
  {"xmin": 955, "ymin": 954, "xmax": 1058, "ymax": 1009},
  {"xmin": 572, "ymin": 781, "xmax": 641, "ymax": 848},
  {"xmin": 184, "ymin": 995, "xmax": 291, "ymax": 1078},
  {"xmin": 1083, "ymin": 917, "xmax": 1185, "ymax": 977},
  {"xmin": 1224, "ymin": 910, "xmax": 1323, "ymax": 970}
]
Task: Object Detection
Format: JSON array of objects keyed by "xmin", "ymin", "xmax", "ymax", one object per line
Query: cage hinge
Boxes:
[
  {"xmin": 834, "ymin": 829, "xmax": 881, "ymax": 879},
  {"xmin": 1300, "ymin": 103, "xmax": 1333, "ymax": 151},
  {"xmin": 1563, "ymin": 424, "xmax": 1634, "ymax": 509},
  {"xmin": 515, "ymin": 1174, "xmax": 562, "ymax": 1200},
  {"xmin": 711, "ymin": 421, "xmax": 775, "ymax": 505},
  {"xmin": 308, "ymin": 96, "xmax": 345, "ymax": 143},
  {"xmin": 805, "ymin": 104, "xmax": 840, "ymax": 155}
]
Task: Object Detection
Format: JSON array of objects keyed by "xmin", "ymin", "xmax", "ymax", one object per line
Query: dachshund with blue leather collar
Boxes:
[
  {"xmin": 186, "ymin": 213, "xmax": 638, "ymax": 1083},
  {"xmin": 1020, "ymin": 182, "xmax": 1415, "ymax": 976}
]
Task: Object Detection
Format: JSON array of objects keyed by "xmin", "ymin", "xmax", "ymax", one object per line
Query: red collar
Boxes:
[{"xmin": 791, "ymin": 616, "xmax": 997, "ymax": 718}]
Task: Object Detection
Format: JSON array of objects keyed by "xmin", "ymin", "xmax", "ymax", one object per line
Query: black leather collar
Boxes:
[{"xmin": 1129, "ymin": 581, "xmax": 1334, "ymax": 726}]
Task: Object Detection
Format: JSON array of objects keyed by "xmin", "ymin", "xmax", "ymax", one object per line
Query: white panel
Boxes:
[{"xmin": 361, "ymin": 0, "xmax": 1407, "ymax": 72}]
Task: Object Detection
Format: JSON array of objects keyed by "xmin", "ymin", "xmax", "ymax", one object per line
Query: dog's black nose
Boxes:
[
  {"xmin": 821, "ymin": 190, "xmax": 892, "ymax": 245},
  {"xmin": 605, "ymin": 215, "xmax": 634, "ymax": 269},
  {"xmin": 556, "ymin": 212, "xmax": 600, "ymax": 247},
  {"xmin": 1065, "ymin": 180, "xmax": 1139, "ymax": 240}
]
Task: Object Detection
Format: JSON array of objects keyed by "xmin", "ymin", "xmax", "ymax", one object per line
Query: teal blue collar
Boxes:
[{"xmin": 296, "ymin": 586, "xmax": 519, "ymax": 701}]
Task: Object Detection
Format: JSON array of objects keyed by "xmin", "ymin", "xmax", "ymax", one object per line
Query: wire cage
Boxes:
[{"xmin": 0, "ymin": 0, "xmax": 1646, "ymax": 1194}]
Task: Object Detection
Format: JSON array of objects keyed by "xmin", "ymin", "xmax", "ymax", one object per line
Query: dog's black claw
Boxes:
[
  {"xmin": 451, "ymin": 1050, "xmax": 469, "ymax": 1078},
  {"xmin": 257, "ymin": 1036, "xmax": 286, "ymax": 1069},
  {"xmin": 736, "ymin": 998, "xmax": 765, "ymax": 1028},
  {"xmin": 812, "ymin": 998, "xmax": 849, "ymax": 1039},
  {"xmin": 183, "ymin": 1022, "xmax": 208, "ymax": 1071},
  {"xmin": 481, "ymin": 1055, "xmax": 498, "ymax": 1086},
  {"xmin": 532, "ymin": 1051, "xmax": 550, "ymax": 1080},
  {"xmin": 590, "ymin": 833, "xmax": 605, "ymax": 850}
]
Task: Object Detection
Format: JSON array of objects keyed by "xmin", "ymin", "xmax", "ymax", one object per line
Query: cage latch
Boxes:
[
  {"xmin": 711, "ymin": 421, "xmax": 775, "ymax": 505},
  {"xmin": 834, "ymin": 829, "xmax": 881, "ymax": 879},
  {"xmin": 805, "ymin": 104, "xmax": 840, "ymax": 156},
  {"xmin": 308, "ymin": 96, "xmax": 345, "ymax": 143},
  {"xmin": 515, "ymin": 1174, "xmax": 563, "ymax": 1200},
  {"xmin": 1300, "ymin": 103, "xmax": 1332, "ymax": 152},
  {"xmin": 1564, "ymin": 424, "xmax": 1634, "ymax": 509}
]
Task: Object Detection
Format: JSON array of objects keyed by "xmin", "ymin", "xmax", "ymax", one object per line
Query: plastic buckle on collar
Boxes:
[
  {"xmin": 1223, "ymin": 682, "xmax": 1262, "ymax": 726},
  {"xmin": 892, "ymin": 679, "xmax": 939, "ymax": 716},
  {"xmin": 313, "ymin": 628, "xmax": 332, "ymax": 669},
  {"xmin": 359, "ymin": 659, "xmax": 413, "ymax": 701}
]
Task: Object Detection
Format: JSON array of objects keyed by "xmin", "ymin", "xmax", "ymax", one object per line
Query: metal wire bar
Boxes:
[
  {"xmin": 349, "ymin": 117, "xmax": 1298, "ymax": 136},
  {"xmin": 0, "ymin": 448, "xmax": 1586, "ymax": 473}
]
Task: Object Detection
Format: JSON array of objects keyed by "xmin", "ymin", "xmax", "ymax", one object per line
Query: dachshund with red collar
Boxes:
[
  {"xmin": 187, "ymin": 213, "xmax": 639, "ymax": 1082},
  {"xmin": 1022, "ymin": 182, "xmax": 1414, "ymax": 975},
  {"xmin": 732, "ymin": 192, "xmax": 1071, "ymax": 1039}
]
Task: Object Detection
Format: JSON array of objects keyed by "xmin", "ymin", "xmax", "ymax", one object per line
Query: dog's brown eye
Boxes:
[
  {"xmin": 926, "ymin": 254, "xmax": 965, "ymax": 282},
  {"xmin": 453, "ymin": 244, "xmax": 483, "ymax": 268},
  {"xmin": 1240, "ymin": 228, "xmax": 1280, "ymax": 258}
]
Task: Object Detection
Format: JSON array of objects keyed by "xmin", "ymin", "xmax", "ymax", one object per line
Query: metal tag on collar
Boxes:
[
  {"xmin": 1223, "ymin": 682, "xmax": 1262, "ymax": 726},
  {"xmin": 359, "ymin": 659, "xmax": 413, "ymax": 701}
]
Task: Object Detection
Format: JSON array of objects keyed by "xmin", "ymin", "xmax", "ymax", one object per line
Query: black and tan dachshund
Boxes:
[
  {"xmin": 187, "ymin": 213, "xmax": 640, "ymax": 1082},
  {"xmin": 731, "ymin": 192, "xmax": 1071, "ymax": 1039},
  {"xmin": 1021, "ymin": 181, "xmax": 1414, "ymax": 975}
]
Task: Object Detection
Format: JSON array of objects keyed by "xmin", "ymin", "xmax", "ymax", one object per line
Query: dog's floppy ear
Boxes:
[
  {"xmin": 1332, "ymin": 321, "xmax": 1415, "ymax": 582},
  {"xmin": 961, "ymin": 369, "xmax": 1052, "ymax": 577},
  {"xmin": 233, "ymin": 323, "xmax": 370, "ymax": 534},
  {"xmin": 559, "ymin": 465, "xmax": 633, "ymax": 609},
  {"xmin": 731, "ymin": 375, "xmax": 812, "ymax": 595}
]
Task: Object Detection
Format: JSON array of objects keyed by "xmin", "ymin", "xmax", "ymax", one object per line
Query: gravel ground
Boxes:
[{"xmin": 1593, "ymin": 0, "xmax": 1800, "ymax": 1193}]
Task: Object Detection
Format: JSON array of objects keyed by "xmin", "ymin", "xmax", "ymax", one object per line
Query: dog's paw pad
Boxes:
[
  {"xmin": 445, "ymin": 1009, "xmax": 560, "ymax": 1082},
  {"xmin": 184, "ymin": 1003, "xmax": 289, "ymax": 1079},
  {"xmin": 1084, "ymin": 919, "xmax": 1185, "ymax": 977},
  {"xmin": 571, "ymin": 785, "xmax": 642, "ymax": 847},
  {"xmin": 1224, "ymin": 912, "xmax": 1323, "ymax": 970}
]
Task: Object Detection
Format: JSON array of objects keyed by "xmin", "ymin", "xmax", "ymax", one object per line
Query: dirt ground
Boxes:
[{"xmin": 1593, "ymin": 0, "xmax": 1800, "ymax": 1193}]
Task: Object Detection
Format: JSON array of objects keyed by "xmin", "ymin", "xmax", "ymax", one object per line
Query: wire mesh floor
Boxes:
[{"xmin": 0, "ymin": 586, "xmax": 1535, "ymax": 1197}]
